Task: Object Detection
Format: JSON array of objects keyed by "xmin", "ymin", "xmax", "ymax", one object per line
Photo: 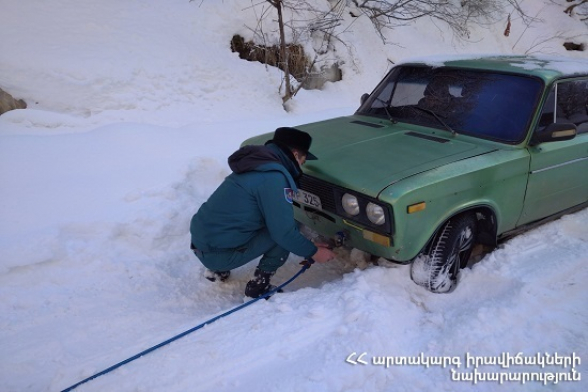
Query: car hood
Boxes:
[{"xmin": 292, "ymin": 116, "xmax": 497, "ymax": 197}]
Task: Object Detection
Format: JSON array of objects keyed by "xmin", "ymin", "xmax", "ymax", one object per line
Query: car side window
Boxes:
[
  {"xmin": 557, "ymin": 79, "xmax": 588, "ymax": 134},
  {"xmin": 538, "ymin": 79, "xmax": 588, "ymax": 134},
  {"xmin": 536, "ymin": 79, "xmax": 588, "ymax": 134}
]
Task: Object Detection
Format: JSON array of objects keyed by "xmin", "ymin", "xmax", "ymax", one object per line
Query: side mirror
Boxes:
[
  {"xmin": 360, "ymin": 93, "xmax": 370, "ymax": 105},
  {"xmin": 530, "ymin": 122, "xmax": 577, "ymax": 146}
]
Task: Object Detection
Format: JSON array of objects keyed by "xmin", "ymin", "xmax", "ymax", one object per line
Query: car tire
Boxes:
[{"xmin": 410, "ymin": 213, "xmax": 477, "ymax": 293}]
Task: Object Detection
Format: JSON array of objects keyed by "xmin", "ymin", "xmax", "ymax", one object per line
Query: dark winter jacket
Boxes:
[{"xmin": 190, "ymin": 143, "xmax": 317, "ymax": 258}]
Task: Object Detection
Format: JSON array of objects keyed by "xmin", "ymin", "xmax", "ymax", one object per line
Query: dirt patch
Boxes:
[
  {"xmin": 230, "ymin": 34, "xmax": 341, "ymax": 90},
  {"xmin": 231, "ymin": 35, "xmax": 309, "ymax": 80},
  {"xmin": 563, "ymin": 41, "xmax": 585, "ymax": 51}
]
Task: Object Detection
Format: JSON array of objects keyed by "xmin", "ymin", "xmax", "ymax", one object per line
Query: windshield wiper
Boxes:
[
  {"xmin": 411, "ymin": 106, "xmax": 457, "ymax": 136},
  {"xmin": 384, "ymin": 106, "xmax": 398, "ymax": 124},
  {"xmin": 372, "ymin": 97, "xmax": 397, "ymax": 124}
]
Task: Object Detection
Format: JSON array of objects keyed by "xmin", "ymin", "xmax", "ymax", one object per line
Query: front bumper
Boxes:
[{"xmin": 294, "ymin": 202, "xmax": 410, "ymax": 263}]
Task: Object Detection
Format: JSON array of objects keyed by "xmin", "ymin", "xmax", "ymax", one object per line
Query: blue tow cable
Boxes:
[{"xmin": 60, "ymin": 259, "xmax": 315, "ymax": 392}]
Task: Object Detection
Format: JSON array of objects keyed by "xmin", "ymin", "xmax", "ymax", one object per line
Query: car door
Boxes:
[{"xmin": 518, "ymin": 78, "xmax": 588, "ymax": 226}]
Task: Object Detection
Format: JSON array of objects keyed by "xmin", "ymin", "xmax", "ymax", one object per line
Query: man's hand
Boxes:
[{"xmin": 312, "ymin": 243, "xmax": 336, "ymax": 263}]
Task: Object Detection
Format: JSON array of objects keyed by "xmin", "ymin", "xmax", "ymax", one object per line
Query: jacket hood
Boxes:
[
  {"xmin": 228, "ymin": 145, "xmax": 279, "ymax": 174},
  {"xmin": 228, "ymin": 144, "xmax": 302, "ymax": 184}
]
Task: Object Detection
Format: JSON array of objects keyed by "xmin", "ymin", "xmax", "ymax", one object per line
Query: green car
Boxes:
[{"xmin": 244, "ymin": 55, "xmax": 588, "ymax": 293}]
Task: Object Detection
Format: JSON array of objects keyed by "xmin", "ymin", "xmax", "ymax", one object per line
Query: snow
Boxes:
[{"xmin": 0, "ymin": 1, "xmax": 587, "ymax": 391}]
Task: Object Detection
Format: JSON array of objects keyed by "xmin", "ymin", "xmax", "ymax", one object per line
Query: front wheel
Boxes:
[{"xmin": 410, "ymin": 214, "xmax": 477, "ymax": 293}]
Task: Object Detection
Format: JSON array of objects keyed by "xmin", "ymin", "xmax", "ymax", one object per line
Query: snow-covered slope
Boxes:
[{"xmin": 0, "ymin": 1, "xmax": 586, "ymax": 391}]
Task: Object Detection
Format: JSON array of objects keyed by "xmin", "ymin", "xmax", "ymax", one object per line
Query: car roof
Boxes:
[{"xmin": 398, "ymin": 54, "xmax": 588, "ymax": 83}]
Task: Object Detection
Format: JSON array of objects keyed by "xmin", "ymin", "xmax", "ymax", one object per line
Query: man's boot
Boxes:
[
  {"xmin": 204, "ymin": 269, "xmax": 231, "ymax": 282},
  {"xmin": 245, "ymin": 268, "xmax": 276, "ymax": 298}
]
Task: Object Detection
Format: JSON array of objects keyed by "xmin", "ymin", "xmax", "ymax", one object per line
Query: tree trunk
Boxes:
[
  {"xmin": 270, "ymin": 0, "xmax": 292, "ymax": 102},
  {"xmin": 276, "ymin": 1, "xmax": 292, "ymax": 102}
]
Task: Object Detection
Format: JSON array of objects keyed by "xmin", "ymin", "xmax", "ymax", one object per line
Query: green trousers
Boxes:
[{"xmin": 191, "ymin": 228, "xmax": 289, "ymax": 273}]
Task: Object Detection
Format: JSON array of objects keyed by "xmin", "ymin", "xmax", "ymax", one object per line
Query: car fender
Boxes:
[{"xmin": 379, "ymin": 148, "xmax": 530, "ymax": 261}]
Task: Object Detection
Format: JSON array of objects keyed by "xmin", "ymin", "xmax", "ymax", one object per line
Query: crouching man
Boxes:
[{"xmin": 190, "ymin": 127, "xmax": 336, "ymax": 298}]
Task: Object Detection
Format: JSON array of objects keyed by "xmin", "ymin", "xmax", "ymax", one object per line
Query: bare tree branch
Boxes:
[{"xmin": 350, "ymin": 0, "xmax": 536, "ymax": 43}]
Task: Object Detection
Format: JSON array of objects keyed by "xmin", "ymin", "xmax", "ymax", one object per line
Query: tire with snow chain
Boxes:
[{"xmin": 410, "ymin": 214, "xmax": 477, "ymax": 293}]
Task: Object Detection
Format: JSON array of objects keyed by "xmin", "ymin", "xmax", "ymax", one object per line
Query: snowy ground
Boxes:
[{"xmin": 1, "ymin": 1, "xmax": 587, "ymax": 391}]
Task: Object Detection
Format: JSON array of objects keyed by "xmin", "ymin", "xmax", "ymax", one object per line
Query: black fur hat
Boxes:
[{"xmin": 267, "ymin": 127, "xmax": 317, "ymax": 160}]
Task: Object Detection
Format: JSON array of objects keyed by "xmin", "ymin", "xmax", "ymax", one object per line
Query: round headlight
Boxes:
[
  {"xmin": 342, "ymin": 193, "xmax": 360, "ymax": 216},
  {"xmin": 366, "ymin": 202, "xmax": 386, "ymax": 225}
]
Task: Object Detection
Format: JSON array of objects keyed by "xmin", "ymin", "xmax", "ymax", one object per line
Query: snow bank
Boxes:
[{"xmin": 0, "ymin": 1, "xmax": 586, "ymax": 391}]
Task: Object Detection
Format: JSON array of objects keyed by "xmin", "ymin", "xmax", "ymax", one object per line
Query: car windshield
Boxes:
[{"xmin": 357, "ymin": 65, "xmax": 543, "ymax": 143}]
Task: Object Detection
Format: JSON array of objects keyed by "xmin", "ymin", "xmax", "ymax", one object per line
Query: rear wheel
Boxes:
[{"xmin": 410, "ymin": 214, "xmax": 477, "ymax": 293}]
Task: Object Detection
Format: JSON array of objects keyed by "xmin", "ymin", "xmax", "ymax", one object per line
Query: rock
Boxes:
[{"xmin": 0, "ymin": 88, "xmax": 27, "ymax": 115}]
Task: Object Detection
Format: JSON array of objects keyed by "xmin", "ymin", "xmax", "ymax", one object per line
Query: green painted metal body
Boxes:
[{"xmin": 243, "ymin": 56, "xmax": 588, "ymax": 263}]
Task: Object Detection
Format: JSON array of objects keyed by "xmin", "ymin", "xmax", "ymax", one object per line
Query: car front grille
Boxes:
[{"xmin": 299, "ymin": 174, "xmax": 337, "ymax": 213}]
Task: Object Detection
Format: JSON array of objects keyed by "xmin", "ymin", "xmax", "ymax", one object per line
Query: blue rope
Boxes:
[{"xmin": 60, "ymin": 260, "xmax": 314, "ymax": 392}]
